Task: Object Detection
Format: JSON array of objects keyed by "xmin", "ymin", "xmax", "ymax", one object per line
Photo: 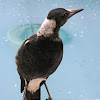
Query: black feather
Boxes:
[
  {"xmin": 15, "ymin": 34, "xmax": 63, "ymax": 81},
  {"xmin": 23, "ymin": 88, "xmax": 40, "ymax": 100},
  {"xmin": 21, "ymin": 78, "xmax": 25, "ymax": 93}
]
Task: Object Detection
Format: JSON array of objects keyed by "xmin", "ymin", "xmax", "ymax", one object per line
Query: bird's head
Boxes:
[
  {"xmin": 37, "ymin": 8, "xmax": 84, "ymax": 37},
  {"xmin": 47, "ymin": 8, "xmax": 84, "ymax": 27}
]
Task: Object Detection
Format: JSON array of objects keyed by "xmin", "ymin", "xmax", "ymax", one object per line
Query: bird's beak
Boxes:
[{"xmin": 67, "ymin": 9, "xmax": 84, "ymax": 18}]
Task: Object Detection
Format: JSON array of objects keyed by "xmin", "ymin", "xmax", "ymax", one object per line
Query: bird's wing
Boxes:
[
  {"xmin": 21, "ymin": 78, "xmax": 25, "ymax": 93},
  {"xmin": 16, "ymin": 34, "xmax": 38, "ymax": 83},
  {"xmin": 16, "ymin": 33, "xmax": 63, "ymax": 83},
  {"xmin": 17, "ymin": 70, "xmax": 25, "ymax": 93},
  {"xmin": 16, "ymin": 69, "xmax": 25, "ymax": 93}
]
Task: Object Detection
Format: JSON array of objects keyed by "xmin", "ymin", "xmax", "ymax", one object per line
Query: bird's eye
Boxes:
[
  {"xmin": 61, "ymin": 13, "xmax": 68, "ymax": 18},
  {"xmin": 64, "ymin": 13, "xmax": 67, "ymax": 16}
]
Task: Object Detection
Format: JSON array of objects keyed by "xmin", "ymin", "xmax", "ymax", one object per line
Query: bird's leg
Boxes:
[{"xmin": 44, "ymin": 82, "xmax": 53, "ymax": 100}]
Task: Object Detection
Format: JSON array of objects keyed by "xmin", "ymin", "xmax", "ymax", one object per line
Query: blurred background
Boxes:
[{"xmin": 0, "ymin": 0, "xmax": 100, "ymax": 100}]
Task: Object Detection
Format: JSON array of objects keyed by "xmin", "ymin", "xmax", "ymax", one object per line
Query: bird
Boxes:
[{"xmin": 15, "ymin": 8, "xmax": 84, "ymax": 100}]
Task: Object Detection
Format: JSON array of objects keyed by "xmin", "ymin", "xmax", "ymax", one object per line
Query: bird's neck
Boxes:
[{"xmin": 37, "ymin": 18, "xmax": 60, "ymax": 37}]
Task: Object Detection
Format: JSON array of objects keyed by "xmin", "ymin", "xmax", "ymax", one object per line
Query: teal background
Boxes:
[{"xmin": 0, "ymin": 0, "xmax": 100, "ymax": 100}]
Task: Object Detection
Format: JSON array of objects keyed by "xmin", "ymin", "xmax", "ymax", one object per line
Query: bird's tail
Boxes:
[
  {"xmin": 22, "ymin": 78, "xmax": 46, "ymax": 100},
  {"xmin": 23, "ymin": 88, "xmax": 40, "ymax": 100}
]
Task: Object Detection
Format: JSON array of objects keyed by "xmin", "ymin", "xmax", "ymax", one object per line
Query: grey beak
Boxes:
[{"xmin": 67, "ymin": 9, "xmax": 84, "ymax": 18}]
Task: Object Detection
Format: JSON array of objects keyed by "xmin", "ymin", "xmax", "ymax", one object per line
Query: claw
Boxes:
[{"xmin": 46, "ymin": 97, "xmax": 53, "ymax": 100}]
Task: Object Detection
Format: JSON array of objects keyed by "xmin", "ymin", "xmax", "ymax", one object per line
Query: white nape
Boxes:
[{"xmin": 37, "ymin": 18, "xmax": 56, "ymax": 37}]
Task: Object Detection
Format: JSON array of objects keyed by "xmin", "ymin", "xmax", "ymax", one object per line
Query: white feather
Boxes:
[
  {"xmin": 24, "ymin": 40, "xmax": 30, "ymax": 45},
  {"xmin": 27, "ymin": 78, "xmax": 46, "ymax": 94},
  {"xmin": 37, "ymin": 18, "xmax": 56, "ymax": 37}
]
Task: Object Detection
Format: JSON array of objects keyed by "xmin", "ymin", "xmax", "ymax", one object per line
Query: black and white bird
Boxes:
[{"xmin": 15, "ymin": 8, "xmax": 83, "ymax": 100}]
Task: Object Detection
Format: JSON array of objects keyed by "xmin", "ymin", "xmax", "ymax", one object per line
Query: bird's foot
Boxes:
[{"xmin": 46, "ymin": 97, "xmax": 53, "ymax": 100}]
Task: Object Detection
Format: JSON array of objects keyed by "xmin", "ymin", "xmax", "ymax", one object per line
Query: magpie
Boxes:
[{"xmin": 15, "ymin": 8, "xmax": 84, "ymax": 100}]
